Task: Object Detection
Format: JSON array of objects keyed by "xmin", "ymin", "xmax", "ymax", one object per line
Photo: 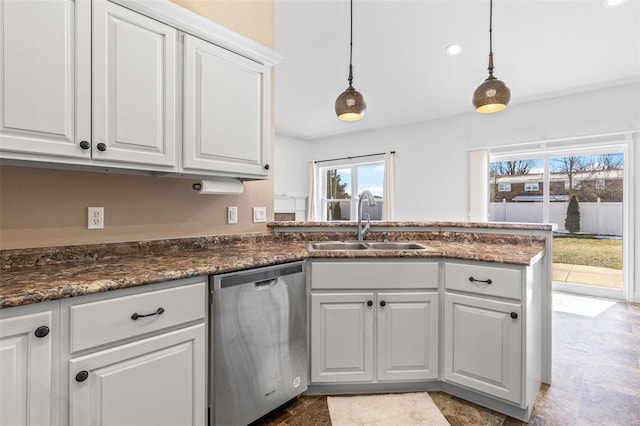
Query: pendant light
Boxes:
[
  {"xmin": 335, "ymin": 0, "xmax": 366, "ymax": 121},
  {"xmin": 473, "ymin": 0, "xmax": 511, "ymax": 113}
]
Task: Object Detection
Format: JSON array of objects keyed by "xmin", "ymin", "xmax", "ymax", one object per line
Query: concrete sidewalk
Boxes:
[{"xmin": 552, "ymin": 263, "xmax": 623, "ymax": 289}]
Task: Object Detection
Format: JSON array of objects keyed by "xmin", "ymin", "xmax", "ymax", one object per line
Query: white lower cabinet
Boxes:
[
  {"xmin": 376, "ymin": 292, "xmax": 439, "ymax": 381},
  {"xmin": 311, "ymin": 291, "xmax": 438, "ymax": 384},
  {"xmin": 309, "ymin": 258, "xmax": 543, "ymax": 422},
  {"xmin": 442, "ymin": 260, "xmax": 543, "ymax": 421},
  {"xmin": 310, "ymin": 260, "xmax": 439, "ymax": 384},
  {"xmin": 311, "ymin": 292, "xmax": 375, "ymax": 383},
  {"xmin": 0, "ymin": 302, "xmax": 57, "ymax": 426},
  {"xmin": 1, "ymin": 277, "xmax": 208, "ymax": 426},
  {"xmin": 61, "ymin": 278, "xmax": 207, "ymax": 426},
  {"xmin": 69, "ymin": 324, "xmax": 204, "ymax": 426},
  {"xmin": 443, "ymin": 293, "xmax": 522, "ymax": 404},
  {"xmin": 57, "ymin": 277, "xmax": 208, "ymax": 426}
]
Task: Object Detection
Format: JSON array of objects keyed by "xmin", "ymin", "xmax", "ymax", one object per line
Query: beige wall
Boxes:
[{"xmin": 0, "ymin": 0, "xmax": 275, "ymax": 250}]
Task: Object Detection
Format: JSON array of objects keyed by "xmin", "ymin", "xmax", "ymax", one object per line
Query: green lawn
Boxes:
[{"xmin": 552, "ymin": 237, "xmax": 622, "ymax": 270}]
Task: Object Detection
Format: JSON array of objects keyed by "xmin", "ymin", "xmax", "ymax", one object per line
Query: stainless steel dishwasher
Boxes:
[{"xmin": 210, "ymin": 261, "xmax": 307, "ymax": 426}]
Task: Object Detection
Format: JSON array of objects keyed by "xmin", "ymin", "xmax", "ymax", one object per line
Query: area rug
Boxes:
[{"xmin": 327, "ymin": 392, "xmax": 450, "ymax": 426}]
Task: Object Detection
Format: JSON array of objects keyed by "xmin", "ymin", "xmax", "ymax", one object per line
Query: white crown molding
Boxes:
[{"xmin": 109, "ymin": 0, "xmax": 282, "ymax": 67}]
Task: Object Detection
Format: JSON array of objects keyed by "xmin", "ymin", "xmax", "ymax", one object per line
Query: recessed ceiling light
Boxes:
[
  {"xmin": 603, "ymin": 0, "xmax": 627, "ymax": 8},
  {"xmin": 446, "ymin": 43, "xmax": 462, "ymax": 56}
]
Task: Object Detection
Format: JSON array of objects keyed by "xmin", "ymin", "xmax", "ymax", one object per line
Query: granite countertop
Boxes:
[
  {"xmin": 268, "ymin": 221, "xmax": 557, "ymax": 231},
  {"xmin": 1, "ymin": 231, "xmax": 546, "ymax": 309}
]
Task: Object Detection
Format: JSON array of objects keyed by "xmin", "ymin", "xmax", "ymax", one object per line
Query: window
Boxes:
[
  {"xmin": 564, "ymin": 180, "xmax": 581, "ymax": 190},
  {"xmin": 319, "ymin": 161, "xmax": 385, "ymax": 222},
  {"xmin": 596, "ymin": 179, "xmax": 605, "ymax": 190},
  {"xmin": 524, "ymin": 182, "xmax": 539, "ymax": 191},
  {"xmin": 498, "ymin": 183, "xmax": 511, "ymax": 192}
]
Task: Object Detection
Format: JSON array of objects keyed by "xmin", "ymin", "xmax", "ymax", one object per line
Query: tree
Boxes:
[
  {"xmin": 326, "ymin": 170, "xmax": 349, "ymax": 220},
  {"xmin": 565, "ymin": 194, "xmax": 581, "ymax": 234},
  {"xmin": 551, "ymin": 154, "xmax": 623, "ymax": 197},
  {"xmin": 550, "ymin": 156, "xmax": 586, "ymax": 195},
  {"xmin": 594, "ymin": 153, "xmax": 623, "ymax": 172},
  {"xmin": 490, "ymin": 160, "xmax": 536, "ymax": 176}
]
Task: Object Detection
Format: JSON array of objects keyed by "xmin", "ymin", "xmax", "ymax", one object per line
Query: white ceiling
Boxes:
[{"xmin": 274, "ymin": 0, "xmax": 640, "ymax": 141}]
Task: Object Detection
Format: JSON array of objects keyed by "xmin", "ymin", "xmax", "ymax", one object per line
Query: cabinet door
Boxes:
[
  {"xmin": 0, "ymin": 0, "xmax": 91, "ymax": 159},
  {"xmin": 69, "ymin": 323, "xmax": 205, "ymax": 426},
  {"xmin": 376, "ymin": 292, "xmax": 438, "ymax": 381},
  {"xmin": 311, "ymin": 293, "xmax": 374, "ymax": 383},
  {"xmin": 92, "ymin": 0, "xmax": 176, "ymax": 168},
  {"xmin": 183, "ymin": 34, "xmax": 269, "ymax": 178},
  {"xmin": 0, "ymin": 310, "xmax": 53, "ymax": 426},
  {"xmin": 444, "ymin": 293, "xmax": 522, "ymax": 404}
]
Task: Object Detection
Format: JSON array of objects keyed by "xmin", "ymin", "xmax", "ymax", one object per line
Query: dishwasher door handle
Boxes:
[{"xmin": 255, "ymin": 278, "xmax": 278, "ymax": 288}]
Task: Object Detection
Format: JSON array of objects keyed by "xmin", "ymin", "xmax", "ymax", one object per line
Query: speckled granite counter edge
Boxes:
[{"xmin": 268, "ymin": 221, "xmax": 557, "ymax": 231}]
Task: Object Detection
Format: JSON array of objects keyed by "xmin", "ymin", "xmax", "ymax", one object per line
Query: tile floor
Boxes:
[{"xmin": 254, "ymin": 294, "xmax": 640, "ymax": 425}]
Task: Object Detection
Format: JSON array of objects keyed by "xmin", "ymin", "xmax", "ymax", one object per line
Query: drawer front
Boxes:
[
  {"xmin": 311, "ymin": 261, "xmax": 439, "ymax": 290},
  {"xmin": 69, "ymin": 281, "xmax": 206, "ymax": 353},
  {"xmin": 444, "ymin": 262, "xmax": 522, "ymax": 300}
]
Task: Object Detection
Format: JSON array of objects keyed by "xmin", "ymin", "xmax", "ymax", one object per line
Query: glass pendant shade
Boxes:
[
  {"xmin": 335, "ymin": 85, "xmax": 367, "ymax": 121},
  {"xmin": 473, "ymin": 76, "xmax": 511, "ymax": 113}
]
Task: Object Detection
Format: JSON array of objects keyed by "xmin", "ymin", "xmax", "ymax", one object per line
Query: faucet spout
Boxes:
[{"xmin": 356, "ymin": 190, "xmax": 377, "ymax": 241}]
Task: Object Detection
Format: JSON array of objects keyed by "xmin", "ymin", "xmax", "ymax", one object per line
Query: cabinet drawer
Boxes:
[
  {"xmin": 444, "ymin": 262, "xmax": 522, "ymax": 300},
  {"xmin": 311, "ymin": 261, "xmax": 438, "ymax": 290},
  {"xmin": 69, "ymin": 281, "xmax": 206, "ymax": 353}
]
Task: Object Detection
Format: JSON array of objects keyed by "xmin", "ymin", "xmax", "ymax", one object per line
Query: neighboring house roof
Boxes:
[{"xmin": 494, "ymin": 170, "xmax": 622, "ymax": 183}]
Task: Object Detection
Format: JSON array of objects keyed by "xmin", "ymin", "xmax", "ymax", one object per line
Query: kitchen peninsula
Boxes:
[{"xmin": 1, "ymin": 221, "xmax": 552, "ymax": 424}]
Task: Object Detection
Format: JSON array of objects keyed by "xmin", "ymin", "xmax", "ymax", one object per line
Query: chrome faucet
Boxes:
[{"xmin": 356, "ymin": 190, "xmax": 377, "ymax": 241}]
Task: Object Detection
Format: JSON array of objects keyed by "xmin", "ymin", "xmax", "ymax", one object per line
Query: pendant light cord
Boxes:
[
  {"xmin": 487, "ymin": 0, "xmax": 495, "ymax": 79},
  {"xmin": 348, "ymin": 0, "xmax": 354, "ymax": 87}
]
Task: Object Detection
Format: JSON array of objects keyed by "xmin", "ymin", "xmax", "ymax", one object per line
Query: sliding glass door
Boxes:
[{"xmin": 489, "ymin": 142, "xmax": 628, "ymax": 300}]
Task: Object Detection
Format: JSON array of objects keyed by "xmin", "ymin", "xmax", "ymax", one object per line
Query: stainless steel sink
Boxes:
[
  {"xmin": 309, "ymin": 241, "xmax": 434, "ymax": 251},
  {"xmin": 366, "ymin": 242, "xmax": 433, "ymax": 250},
  {"xmin": 309, "ymin": 241, "xmax": 369, "ymax": 250}
]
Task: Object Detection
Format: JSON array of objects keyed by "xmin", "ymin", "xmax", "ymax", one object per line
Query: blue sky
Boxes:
[
  {"xmin": 492, "ymin": 153, "xmax": 624, "ymax": 175},
  {"xmin": 333, "ymin": 163, "xmax": 385, "ymax": 198}
]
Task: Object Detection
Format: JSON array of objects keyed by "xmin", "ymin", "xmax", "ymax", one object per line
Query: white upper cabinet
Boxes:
[
  {"xmin": 92, "ymin": 0, "xmax": 177, "ymax": 168},
  {"xmin": 183, "ymin": 34, "xmax": 270, "ymax": 178},
  {"xmin": 0, "ymin": 0, "xmax": 279, "ymax": 179},
  {"xmin": 0, "ymin": 0, "xmax": 91, "ymax": 160}
]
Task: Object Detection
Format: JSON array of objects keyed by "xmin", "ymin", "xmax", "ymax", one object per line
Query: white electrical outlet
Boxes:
[
  {"xmin": 88, "ymin": 207, "xmax": 104, "ymax": 230},
  {"xmin": 227, "ymin": 206, "xmax": 238, "ymax": 224},
  {"xmin": 253, "ymin": 207, "xmax": 267, "ymax": 223}
]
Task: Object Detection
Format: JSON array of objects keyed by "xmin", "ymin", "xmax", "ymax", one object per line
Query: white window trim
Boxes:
[
  {"xmin": 498, "ymin": 183, "xmax": 511, "ymax": 192},
  {"xmin": 318, "ymin": 159, "xmax": 385, "ymax": 222},
  {"xmin": 524, "ymin": 182, "xmax": 539, "ymax": 191}
]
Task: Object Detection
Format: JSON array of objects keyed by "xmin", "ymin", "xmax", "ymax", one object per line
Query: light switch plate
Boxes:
[
  {"xmin": 227, "ymin": 206, "xmax": 238, "ymax": 224},
  {"xmin": 253, "ymin": 207, "xmax": 266, "ymax": 223}
]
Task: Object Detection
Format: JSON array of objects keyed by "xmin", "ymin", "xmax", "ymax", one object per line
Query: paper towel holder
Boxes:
[{"xmin": 192, "ymin": 179, "xmax": 244, "ymax": 194}]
